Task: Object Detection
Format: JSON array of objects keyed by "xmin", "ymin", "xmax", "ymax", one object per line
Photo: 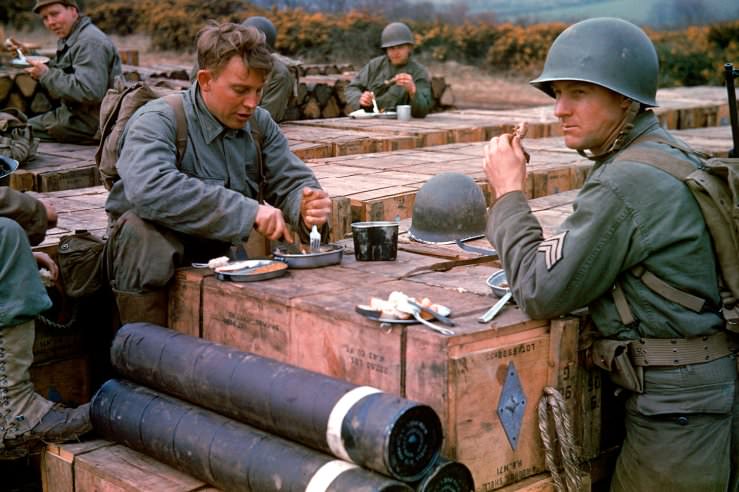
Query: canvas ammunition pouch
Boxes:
[
  {"xmin": 0, "ymin": 108, "xmax": 38, "ymax": 165},
  {"xmin": 57, "ymin": 230, "xmax": 106, "ymax": 299},
  {"xmin": 592, "ymin": 339, "xmax": 644, "ymax": 393}
]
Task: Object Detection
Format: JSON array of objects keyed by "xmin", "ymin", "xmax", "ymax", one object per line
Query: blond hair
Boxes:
[{"xmin": 196, "ymin": 21, "xmax": 272, "ymax": 78}]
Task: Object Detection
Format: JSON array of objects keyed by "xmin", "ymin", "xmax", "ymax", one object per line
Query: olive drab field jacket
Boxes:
[
  {"xmin": 487, "ymin": 110, "xmax": 724, "ymax": 340},
  {"xmin": 35, "ymin": 16, "xmax": 122, "ymax": 140},
  {"xmin": 105, "ymin": 83, "xmax": 323, "ymax": 245},
  {"xmin": 260, "ymin": 54, "xmax": 298, "ymax": 123},
  {"xmin": 0, "ymin": 188, "xmax": 53, "ymax": 326},
  {"xmin": 346, "ymin": 55, "xmax": 433, "ymax": 118}
]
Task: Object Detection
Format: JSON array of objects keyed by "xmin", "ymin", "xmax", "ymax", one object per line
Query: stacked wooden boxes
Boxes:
[{"xmin": 166, "ymin": 192, "xmax": 601, "ymax": 490}]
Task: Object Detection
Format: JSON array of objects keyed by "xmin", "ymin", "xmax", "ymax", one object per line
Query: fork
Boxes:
[{"xmin": 309, "ymin": 224, "xmax": 321, "ymax": 253}]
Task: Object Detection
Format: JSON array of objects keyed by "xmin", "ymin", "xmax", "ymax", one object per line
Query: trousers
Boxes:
[{"xmin": 610, "ymin": 354, "xmax": 738, "ymax": 492}]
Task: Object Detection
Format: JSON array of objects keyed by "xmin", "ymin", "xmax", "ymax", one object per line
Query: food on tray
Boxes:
[
  {"xmin": 207, "ymin": 256, "xmax": 230, "ymax": 269},
  {"xmin": 215, "ymin": 260, "xmax": 287, "ymax": 276},
  {"xmin": 358, "ymin": 291, "xmax": 442, "ymax": 320}
]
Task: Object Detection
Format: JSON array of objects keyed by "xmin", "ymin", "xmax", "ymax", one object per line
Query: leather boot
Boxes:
[
  {"xmin": 114, "ymin": 289, "xmax": 169, "ymax": 327},
  {"xmin": 0, "ymin": 321, "xmax": 91, "ymax": 459}
]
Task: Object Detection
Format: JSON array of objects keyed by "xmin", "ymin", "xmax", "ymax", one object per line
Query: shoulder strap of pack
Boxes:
[
  {"xmin": 617, "ymin": 134, "xmax": 702, "ymax": 180},
  {"xmin": 250, "ymin": 122, "xmax": 266, "ymax": 203},
  {"xmin": 611, "ymin": 134, "xmax": 716, "ymax": 325},
  {"xmin": 161, "ymin": 93, "xmax": 188, "ymax": 167}
]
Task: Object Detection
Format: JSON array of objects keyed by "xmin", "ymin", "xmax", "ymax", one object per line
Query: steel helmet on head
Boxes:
[
  {"xmin": 242, "ymin": 16, "xmax": 277, "ymax": 50},
  {"xmin": 409, "ymin": 173, "xmax": 488, "ymax": 244},
  {"xmin": 530, "ymin": 17, "xmax": 659, "ymax": 107},
  {"xmin": 381, "ymin": 22, "xmax": 414, "ymax": 48}
]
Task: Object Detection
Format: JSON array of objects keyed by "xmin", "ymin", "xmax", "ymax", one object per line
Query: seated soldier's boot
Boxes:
[
  {"xmin": 113, "ymin": 288, "xmax": 169, "ymax": 327},
  {"xmin": 22, "ymin": 402, "xmax": 91, "ymax": 442},
  {"xmin": 1, "ymin": 321, "xmax": 89, "ymax": 459}
]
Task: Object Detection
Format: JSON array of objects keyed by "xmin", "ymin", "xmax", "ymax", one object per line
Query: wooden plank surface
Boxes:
[
  {"xmin": 4, "ymin": 92, "xmax": 732, "ymax": 197},
  {"xmin": 42, "ymin": 440, "xmax": 114, "ymax": 492},
  {"xmin": 74, "ymin": 444, "xmax": 218, "ymax": 492}
]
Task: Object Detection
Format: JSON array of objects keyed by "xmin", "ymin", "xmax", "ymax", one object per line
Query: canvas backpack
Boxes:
[
  {"xmin": 0, "ymin": 108, "xmax": 38, "ymax": 165},
  {"xmin": 613, "ymin": 135, "xmax": 739, "ymax": 332},
  {"xmin": 96, "ymin": 77, "xmax": 266, "ymax": 193},
  {"xmin": 95, "ymin": 78, "xmax": 187, "ymax": 190}
]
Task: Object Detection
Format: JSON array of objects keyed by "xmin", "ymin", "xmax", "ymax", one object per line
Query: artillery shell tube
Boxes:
[
  {"xmin": 412, "ymin": 458, "xmax": 475, "ymax": 492},
  {"xmin": 91, "ymin": 379, "xmax": 412, "ymax": 492},
  {"xmin": 111, "ymin": 323, "xmax": 443, "ymax": 481}
]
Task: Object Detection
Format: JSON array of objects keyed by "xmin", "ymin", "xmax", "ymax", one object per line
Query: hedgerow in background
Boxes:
[
  {"xmin": 483, "ymin": 23, "xmax": 566, "ymax": 73},
  {"xmin": 7, "ymin": 0, "xmax": 736, "ymax": 88}
]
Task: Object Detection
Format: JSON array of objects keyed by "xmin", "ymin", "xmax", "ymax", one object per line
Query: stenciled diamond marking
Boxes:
[{"xmin": 497, "ymin": 360, "xmax": 526, "ymax": 450}]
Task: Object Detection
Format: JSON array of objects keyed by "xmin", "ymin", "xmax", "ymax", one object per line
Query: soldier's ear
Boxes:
[{"xmin": 196, "ymin": 69, "xmax": 213, "ymax": 91}]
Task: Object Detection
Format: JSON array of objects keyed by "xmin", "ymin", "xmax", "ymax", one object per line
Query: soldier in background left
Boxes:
[{"xmin": 25, "ymin": 0, "xmax": 121, "ymax": 144}]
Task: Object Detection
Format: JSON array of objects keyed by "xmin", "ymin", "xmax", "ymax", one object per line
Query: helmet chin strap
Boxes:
[{"xmin": 577, "ymin": 100, "xmax": 642, "ymax": 161}]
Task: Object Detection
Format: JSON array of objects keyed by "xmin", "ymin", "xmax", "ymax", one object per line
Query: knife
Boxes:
[{"xmin": 408, "ymin": 299, "xmax": 455, "ymax": 327}]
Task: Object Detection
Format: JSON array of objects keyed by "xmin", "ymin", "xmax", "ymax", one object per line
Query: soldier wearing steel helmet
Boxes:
[
  {"xmin": 346, "ymin": 22, "xmax": 433, "ymax": 118},
  {"xmin": 25, "ymin": 0, "xmax": 121, "ymax": 144},
  {"xmin": 482, "ymin": 17, "xmax": 737, "ymax": 492}
]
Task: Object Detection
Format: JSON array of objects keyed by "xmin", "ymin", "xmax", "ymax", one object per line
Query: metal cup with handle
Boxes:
[{"xmin": 479, "ymin": 270, "xmax": 513, "ymax": 323}]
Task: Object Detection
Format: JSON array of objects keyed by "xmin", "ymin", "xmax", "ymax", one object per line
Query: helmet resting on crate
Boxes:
[{"xmin": 409, "ymin": 173, "xmax": 488, "ymax": 244}]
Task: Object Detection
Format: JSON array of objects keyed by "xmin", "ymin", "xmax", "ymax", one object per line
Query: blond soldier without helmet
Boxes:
[
  {"xmin": 189, "ymin": 16, "xmax": 296, "ymax": 123},
  {"xmin": 483, "ymin": 17, "xmax": 737, "ymax": 492},
  {"xmin": 104, "ymin": 22, "xmax": 330, "ymax": 326},
  {"xmin": 26, "ymin": 0, "xmax": 121, "ymax": 144},
  {"xmin": 346, "ymin": 22, "xmax": 433, "ymax": 118}
]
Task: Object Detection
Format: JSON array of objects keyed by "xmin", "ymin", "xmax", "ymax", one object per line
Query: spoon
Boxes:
[{"xmin": 397, "ymin": 299, "xmax": 455, "ymax": 336}]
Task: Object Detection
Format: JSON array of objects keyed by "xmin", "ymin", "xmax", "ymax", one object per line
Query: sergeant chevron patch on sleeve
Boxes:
[{"xmin": 538, "ymin": 231, "xmax": 568, "ymax": 270}]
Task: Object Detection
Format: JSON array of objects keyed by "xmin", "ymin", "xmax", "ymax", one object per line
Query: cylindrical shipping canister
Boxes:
[
  {"xmin": 110, "ymin": 323, "xmax": 442, "ymax": 481},
  {"xmin": 413, "ymin": 458, "xmax": 475, "ymax": 492},
  {"xmin": 91, "ymin": 379, "xmax": 413, "ymax": 492}
]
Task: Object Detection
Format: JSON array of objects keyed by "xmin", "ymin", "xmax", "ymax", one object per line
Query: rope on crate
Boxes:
[{"xmin": 537, "ymin": 386, "xmax": 583, "ymax": 492}]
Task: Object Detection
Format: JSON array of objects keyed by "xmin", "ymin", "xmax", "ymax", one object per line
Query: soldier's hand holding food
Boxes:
[
  {"xmin": 359, "ymin": 91, "xmax": 375, "ymax": 108},
  {"xmin": 300, "ymin": 187, "xmax": 331, "ymax": 227},
  {"xmin": 25, "ymin": 58, "xmax": 49, "ymax": 80},
  {"xmin": 33, "ymin": 251, "xmax": 58, "ymax": 283},
  {"xmin": 392, "ymin": 73, "xmax": 416, "ymax": 98},
  {"xmin": 254, "ymin": 202, "xmax": 292, "ymax": 242},
  {"xmin": 483, "ymin": 132, "xmax": 528, "ymax": 199}
]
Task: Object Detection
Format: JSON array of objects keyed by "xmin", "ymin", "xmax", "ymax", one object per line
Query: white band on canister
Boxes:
[
  {"xmin": 305, "ymin": 460, "xmax": 359, "ymax": 492},
  {"xmin": 326, "ymin": 386, "xmax": 382, "ymax": 462}
]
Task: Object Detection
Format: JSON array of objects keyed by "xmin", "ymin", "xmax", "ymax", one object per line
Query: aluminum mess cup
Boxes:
[
  {"xmin": 352, "ymin": 221, "xmax": 399, "ymax": 261},
  {"xmin": 396, "ymin": 104, "xmax": 411, "ymax": 121}
]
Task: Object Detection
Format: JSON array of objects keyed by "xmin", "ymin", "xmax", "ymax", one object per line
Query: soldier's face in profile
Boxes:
[
  {"xmin": 386, "ymin": 44, "xmax": 412, "ymax": 66},
  {"xmin": 38, "ymin": 3, "xmax": 79, "ymax": 39},
  {"xmin": 198, "ymin": 55, "xmax": 266, "ymax": 129},
  {"xmin": 551, "ymin": 81, "xmax": 630, "ymax": 152}
]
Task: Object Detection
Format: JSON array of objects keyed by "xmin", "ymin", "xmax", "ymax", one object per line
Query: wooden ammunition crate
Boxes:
[
  {"xmin": 42, "ymin": 440, "xmax": 220, "ymax": 492},
  {"xmin": 30, "ymin": 355, "xmax": 91, "ymax": 407},
  {"xmin": 190, "ymin": 252, "xmax": 600, "ymax": 490}
]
